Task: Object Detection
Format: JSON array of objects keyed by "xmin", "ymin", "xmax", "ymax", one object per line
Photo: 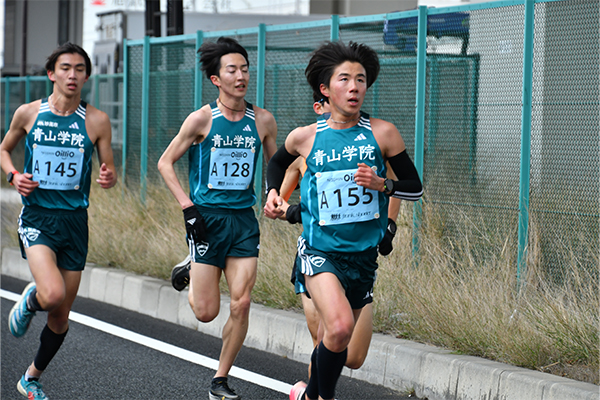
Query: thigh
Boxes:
[
  {"xmin": 305, "ymin": 272, "xmax": 353, "ymax": 332},
  {"xmin": 223, "ymin": 256, "xmax": 257, "ymax": 301},
  {"xmin": 348, "ymin": 303, "xmax": 373, "ymax": 361},
  {"xmin": 26, "ymin": 245, "xmax": 64, "ymax": 297},
  {"xmin": 301, "ymin": 293, "xmax": 320, "ymax": 345},
  {"xmin": 189, "ymin": 261, "xmax": 222, "ymax": 305}
]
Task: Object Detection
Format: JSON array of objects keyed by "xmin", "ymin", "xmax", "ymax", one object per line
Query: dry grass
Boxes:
[
  {"xmin": 7, "ymin": 181, "xmax": 597, "ymax": 385},
  {"xmin": 87, "ymin": 181, "xmax": 188, "ymax": 279}
]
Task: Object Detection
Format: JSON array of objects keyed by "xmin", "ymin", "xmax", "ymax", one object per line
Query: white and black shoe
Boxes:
[
  {"xmin": 209, "ymin": 377, "xmax": 241, "ymax": 400},
  {"xmin": 170, "ymin": 255, "xmax": 191, "ymax": 292}
]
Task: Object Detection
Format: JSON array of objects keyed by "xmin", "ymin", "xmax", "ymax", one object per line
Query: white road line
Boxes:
[{"xmin": 1, "ymin": 289, "xmax": 293, "ymax": 395}]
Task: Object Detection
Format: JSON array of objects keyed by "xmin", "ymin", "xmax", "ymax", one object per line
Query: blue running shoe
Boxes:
[
  {"xmin": 9, "ymin": 282, "xmax": 37, "ymax": 338},
  {"xmin": 17, "ymin": 375, "xmax": 49, "ymax": 399}
]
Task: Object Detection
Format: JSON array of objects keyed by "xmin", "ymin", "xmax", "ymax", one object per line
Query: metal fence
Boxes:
[{"xmin": 2, "ymin": 0, "xmax": 598, "ymax": 284}]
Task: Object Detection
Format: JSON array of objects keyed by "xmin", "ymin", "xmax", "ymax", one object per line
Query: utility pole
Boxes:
[{"xmin": 21, "ymin": 0, "xmax": 28, "ymax": 76}]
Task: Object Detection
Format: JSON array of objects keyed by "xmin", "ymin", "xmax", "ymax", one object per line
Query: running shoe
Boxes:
[
  {"xmin": 9, "ymin": 282, "xmax": 37, "ymax": 338},
  {"xmin": 17, "ymin": 375, "xmax": 49, "ymax": 400},
  {"xmin": 289, "ymin": 381, "xmax": 307, "ymax": 400},
  {"xmin": 171, "ymin": 255, "xmax": 191, "ymax": 291},
  {"xmin": 209, "ymin": 377, "xmax": 241, "ymax": 400}
]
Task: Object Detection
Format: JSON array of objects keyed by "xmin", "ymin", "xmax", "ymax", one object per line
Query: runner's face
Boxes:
[
  {"xmin": 212, "ymin": 53, "xmax": 249, "ymax": 99},
  {"xmin": 321, "ymin": 61, "xmax": 366, "ymax": 117},
  {"xmin": 47, "ymin": 53, "xmax": 88, "ymax": 96}
]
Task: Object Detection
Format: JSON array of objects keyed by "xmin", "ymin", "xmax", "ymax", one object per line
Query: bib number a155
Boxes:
[
  {"xmin": 208, "ymin": 147, "xmax": 255, "ymax": 190},
  {"xmin": 31, "ymin": 144, "xmax": 84, "ymax": 190},
  {"xmin": 316, "ymin": 168, "xmax": 379, "ymax": 226}
]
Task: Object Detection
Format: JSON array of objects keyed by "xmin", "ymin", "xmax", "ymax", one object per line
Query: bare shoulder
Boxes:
[
  {"xmin": 370, "ymin": 117, "xmax": 399, "ymax": 136},
  {"xmin": 286, "ymin": 123, "xmax": 317, "ymax": 157},
  {"xmin": 370, "ymin": 117, "xmax": 406, "ymax": 157},
  {"xmin": 170, "ymin": 104, "xmax": 213, "ymax": 146},
  {"xmin": 252, "ymin": 105, "xmax": 276, "ymax": 129},
  {"xmin": 253, "ymin": 105, "xmax": 275, "ymax": 121},
  {"xmin": 183, "ymin": 104, "xmax": 212, "ymax": 130},
  {"xmin": 84, "ymin": 104, "xmax": 111, "ymax": 143},
  {"xmin": 85, "ymin": 104, "xmax": 110, "ymax": 126},
  {"xmin": 12, "ymin": 100, "xmax": 42, "ymax": 130}
]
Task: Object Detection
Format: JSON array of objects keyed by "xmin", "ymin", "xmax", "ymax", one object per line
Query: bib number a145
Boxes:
[
  {"xmin": 316, "ymin": 168, "xmax": 379, "ymax": 226},
  {"xmin": 31, "ymin": 144, "xmax": 84, "ymax": 190}
]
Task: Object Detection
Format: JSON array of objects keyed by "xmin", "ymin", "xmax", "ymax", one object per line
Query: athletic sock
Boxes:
[
  {"xmin": 26, "ymin": 288, "xmax": 43, "ymax": 312},
  {"xmin": 33, "ymin": 324, "xmax": 68, "ymax": 371},
  {"xmin": 24, "ymin": 371, "xmax": 39, "ymax": 381},
  {"xmin": 316, "ymin": 341, "xmax": 347, "ymax": 400},
  {"xmin": 305, "ymin": 346, "xmax": 319, "ymax": 399}
]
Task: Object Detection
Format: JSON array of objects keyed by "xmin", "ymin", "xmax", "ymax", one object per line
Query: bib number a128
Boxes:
[
  {"xmin": 31, "ymin": 144, "xmax": 84, "ymax": 190},
  {"xmin": 316, "ymin": 168, "xmax": 379, "ymax": 226},
  {"xmin": 208, "ymin": 147, "xmax": 254, "ymax": 190}
]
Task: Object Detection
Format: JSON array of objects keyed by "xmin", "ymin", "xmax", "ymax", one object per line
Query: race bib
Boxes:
[
  {"xmin": 208, "ymin": 147, "xmax": 255, "ymax": 190},
  {"xmin": 31, "ymin": 144, "xmax": 84, "ymax": 190},
  {"xmin": 316, "ymin": 168, "xmax": 379, "ymax": 226}
]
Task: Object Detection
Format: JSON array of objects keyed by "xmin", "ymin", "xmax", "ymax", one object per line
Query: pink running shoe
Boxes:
[{"xmin": 289, "ymin": 381, "xmax": 307, "ymax": 400}]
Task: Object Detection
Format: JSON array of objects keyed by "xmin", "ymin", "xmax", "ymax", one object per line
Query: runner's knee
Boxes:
[{"xmin": 37, "ymin": 286, "xmax": 66, "ymax": 311}]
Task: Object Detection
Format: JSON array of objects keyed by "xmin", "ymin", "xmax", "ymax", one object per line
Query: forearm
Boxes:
[
  {"xmin": 0, "ymin": 150, "xmax": 17, "ymax": 175},
  {"xmin": 386, "ymin": 151, "xmax": 423, "ymax": 201},
  {"xmin": 158, "ymin": 162, "xmax": 193, "ymax": 209},
  {"xmin": 266, "ymin": 145, "xmax": 298, "ymax": 195}
]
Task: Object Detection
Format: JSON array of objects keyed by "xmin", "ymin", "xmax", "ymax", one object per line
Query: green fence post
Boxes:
[
  {"xmin": 255, "ymin": 23, "xmax": 267, "ymax": 212},
  {"xmin": 195, "ymin": 31, "xmax": 204, "ymax": 110},
  {"xmin": 140, "ymin": 36, "xmax": 151, "ymax": 204},
  {"xmin": 412, "ymin": 5, "xmax": 428, "ymax": 262},
  {"xmin": 94, "ymin": 75, "xmax": 100, "ymax": 108},
  {"xmin": 4, "ymin": 78, "xmax": 10, "ymax": 133},
  {"xmin": 517, "ymin": 0, "xmax": 535, "ymax": 289},
  {"xmin": 25, "ymin": 76, "xmax": 31, "ymax": 104},
  {"xmin": 331, "ymin": 14, "xmax": 339, "ymax": 41},
  {"xmin": 122, "ymin": 39, "xmax": 129, "ymax": 191}
]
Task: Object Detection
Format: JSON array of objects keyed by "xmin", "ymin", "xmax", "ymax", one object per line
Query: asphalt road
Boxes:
[{"xmin": 2, "ymin": 276, "xmax": 412, "ymax": 399}]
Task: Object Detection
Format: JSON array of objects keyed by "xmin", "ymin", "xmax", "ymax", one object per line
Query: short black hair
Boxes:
[
  {"xmin": 198, "ymin": 37, "xmax": 250, "ymax": 80},
  {"xmin": 45, "ymin": 42, "xmax": 92, "ymax": 77},
  {"xmin": 305, "ymin": 41, "xmax": 380, "ymax": 97}
]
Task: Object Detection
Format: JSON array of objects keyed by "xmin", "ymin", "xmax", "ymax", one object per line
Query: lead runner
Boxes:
[{"xmin": 264, "ymin": 40, "xmax": 423, "ymax": 400}]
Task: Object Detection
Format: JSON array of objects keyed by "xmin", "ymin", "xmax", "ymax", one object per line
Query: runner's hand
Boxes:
[
  {"xmin": 378, "ymin": 218, "xmax": 397, "ymax": 256},
  {"xmin": 12, "ymin": 173, "xmax": 39, "ymax": 197},
  {"xmin": 183, "ymin": 206, "xmax": 207, "ymax": 243}
]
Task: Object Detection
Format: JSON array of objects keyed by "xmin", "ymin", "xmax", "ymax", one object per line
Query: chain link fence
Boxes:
[{"xmin": 2, "ymin": 0, "xmax": 597, "ymax": 284}]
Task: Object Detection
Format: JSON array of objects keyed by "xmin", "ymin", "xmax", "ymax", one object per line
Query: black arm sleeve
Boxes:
[
  {"xmin": 387, "ymin": 150, "xmax": 423, "ymax": 201},
  {"xmin": 266, "ymin": 145, "xmax": 298, "ymax": 195},
  {"xmin": 285, "ymin": 204, "xmax": 302, "ymax": 224}
]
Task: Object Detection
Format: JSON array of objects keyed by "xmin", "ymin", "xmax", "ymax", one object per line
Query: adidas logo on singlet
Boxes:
[
  {"xmin": 243, "ymin": 124, "xmax": 252, "ymax": 132},
  {"xmin": 354, "ymin": 133, "xmax": 367, "ymax": 141},
  {"xmin": 69, "ymin": 122, "xmax": 79, "ymax": 130}
]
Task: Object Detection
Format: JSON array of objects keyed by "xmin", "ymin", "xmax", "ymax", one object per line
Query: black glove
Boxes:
[
  {"xmin": 286, "ymin": 204, "xmax": 302, "ymax": 224},
  {"xmin": 378, "ymin": 218, "xmax": 397, "ymax": 256},
  {"xmin": 183, "ymin": 206, "xmax": 207, "ymax": 244}
]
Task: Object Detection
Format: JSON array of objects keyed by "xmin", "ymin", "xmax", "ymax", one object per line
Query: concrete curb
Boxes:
[{"xmin": 2, "ymin": 247, "xmax": 598, "ymax": 400}]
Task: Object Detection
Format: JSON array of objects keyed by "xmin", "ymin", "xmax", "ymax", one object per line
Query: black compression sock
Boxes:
[
  {"xmin": 33, "ymin": 324, "xmax": 67, "ymax": 371},
  {"xmin": 316, "ymin": 341, "xmax": 347, "ymax": 400},
  {"xmin": 305, "ymin": 345, "xmax": 319, "ymax": 399},
  {"xmin": 26, "ymin": 288, "xmax": 43, "ymax": 312}
]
